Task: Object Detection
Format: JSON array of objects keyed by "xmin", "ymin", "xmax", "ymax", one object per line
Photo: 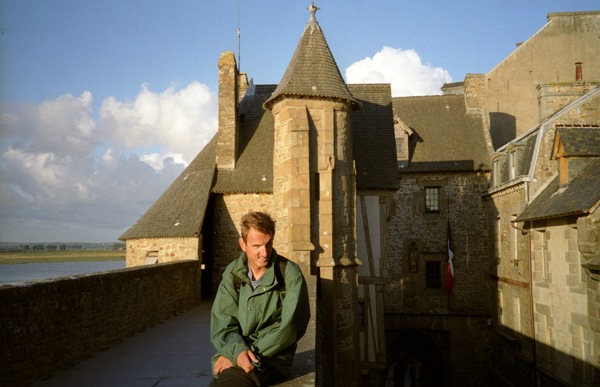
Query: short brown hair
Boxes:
[{"xmin": 240, "ymin": 211, "xmax": 276, "ymax": 241}]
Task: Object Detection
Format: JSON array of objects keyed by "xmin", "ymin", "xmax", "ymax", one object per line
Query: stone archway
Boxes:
[{"xmin": 384, "ymin": 329, "xmax": 446, "ymax": 387}]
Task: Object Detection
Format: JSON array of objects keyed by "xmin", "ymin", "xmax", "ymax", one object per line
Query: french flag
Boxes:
[{"xmin": 444, "ymin": 220, "xmax": 455, "ymax": 295}]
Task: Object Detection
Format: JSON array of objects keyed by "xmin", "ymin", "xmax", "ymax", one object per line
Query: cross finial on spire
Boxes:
[{"xmin": 307, "ymin": 2, "xmax": 320, "ymax": 21}]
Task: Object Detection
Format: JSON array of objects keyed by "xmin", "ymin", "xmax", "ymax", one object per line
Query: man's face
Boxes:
[{"xmin": 239, "ymin": 227, "xmax": 274, "ymax": 278}]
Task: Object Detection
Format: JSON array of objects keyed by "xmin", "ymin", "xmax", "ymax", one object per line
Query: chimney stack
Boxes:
[
  {"xmin": 575, "ymin": 62, "xmax": 583, "ymax": 82},
  {"xmin": 217, "ymin": 52, "xmax": 239, "ymax": 170}
]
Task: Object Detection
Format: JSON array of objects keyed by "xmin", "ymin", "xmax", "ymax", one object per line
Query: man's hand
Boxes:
[
  {"xmin": 236, "ymin": 349, "xmax": 260, "ymax": 373},
  {"xmin": 213, "ymin": 355, "xmax": 233, "ymax": 375}
]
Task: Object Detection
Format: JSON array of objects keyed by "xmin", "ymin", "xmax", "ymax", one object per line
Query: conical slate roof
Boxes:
[{"xmin": 264, "ymin": 4, "xmax": 359, "ymax": 110}]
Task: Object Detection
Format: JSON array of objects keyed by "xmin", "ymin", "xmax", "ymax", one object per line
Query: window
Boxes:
[
  {"xmin": 495, "ymin": 216, "xmax": 502, "ymax": 263},
  {"xmin": 540, "ymin": 230, "xmax": 549, "ymax": 280},
  {"xmin": 396, "ymin": 138, "xmax": 404, "ymax": 158},
  {"xmin": 513, "ymin": 296, "xmax": 521, "ymax": 332},
  {"xmin": 511, "ymin": 214, "xmax": 518, "ymax": 266},
  {"xmin": 425, "ymin": 261, "xmax": 441, "ymax": 288},
  {"xmin": 424, "ymin": 187, "xmax": 440, "ymax": 213},
  {"xmin": 144, "ymin": 251, "xmax": 159, "ymax": 264},
  {"xmin": 509, "ymin": 151, "xmax": 516, "ymax": 180}
]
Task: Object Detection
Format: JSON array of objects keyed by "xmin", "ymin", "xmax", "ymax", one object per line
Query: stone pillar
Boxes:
[{"xmin": 313, "ymin": 103, "xmax": 360, "ymax": 387}]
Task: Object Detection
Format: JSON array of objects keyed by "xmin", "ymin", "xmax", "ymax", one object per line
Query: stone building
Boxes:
[
  {"xmin": 383, "ymin": 75, "xmax": 495, "ymax": 385},
  {"xmin": 485, "ymin": 11, "xmax": 600, "ymax": 149},
  {"xmin": 482, "ymin": 10, "xmax": 600, "ymax": 385},
  {"xmin": 485, "ymin": 83, "xmax": 600, "ymax": 386},
  {"xmin": 121, "ymin": 5, "xmax": 398, "ymax": 386},
  {"xmin": 120, "ymin": 6, "xmax": 600, "ymax": 387}
]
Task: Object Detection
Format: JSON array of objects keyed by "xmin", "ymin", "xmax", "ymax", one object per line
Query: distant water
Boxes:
[{"xmin": 0, "ymin": 261, "xmax": 126, "ymax": 286}]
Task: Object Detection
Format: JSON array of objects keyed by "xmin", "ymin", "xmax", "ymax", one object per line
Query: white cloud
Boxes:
[
  {"xmin": 99, "ymin": 82, "xmax": 217, "ymax": 166},
  {"xmin": 0, "ymin": 82, "xmax": 217, "ymax": 242},
  {"xmin": 345, "ymin": 46, "xmax": 453, "ymax": 97}
]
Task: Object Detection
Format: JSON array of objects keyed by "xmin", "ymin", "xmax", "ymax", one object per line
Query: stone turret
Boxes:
[{"xmin": 265, "ymin": 3, "xmax": 360, "ymax": 385}]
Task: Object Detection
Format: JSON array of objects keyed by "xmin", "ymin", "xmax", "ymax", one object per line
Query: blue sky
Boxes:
[{"xmin": 0, "ymin": 0, "xmax": 597, "ymax": 243}]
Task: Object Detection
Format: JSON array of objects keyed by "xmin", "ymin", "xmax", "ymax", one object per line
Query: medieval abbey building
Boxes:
[{"xmin": 121, "ymin": 6, "xmax": 600, "ymax": 386}]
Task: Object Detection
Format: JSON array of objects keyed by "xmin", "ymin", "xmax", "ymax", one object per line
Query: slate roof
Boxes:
[
  {"xmin": 121, "ymin": 82, "xmax": 398, "ymax": 239},
  {"xmin": 392, "ymin": 95, "xmax": 491, "ymax": 172},
  {"xmin": 263, "ymin": 9, "xmax": 359, "ymax": 110},
  {"xmin": 553, "ymin": 127, "xmax": 600, "ymax": 157},
  {"xmin": 349, "ymin": 84, "xmax": 398, "ymax": 189},
  {"xmin": 119, "ymin": 138, "xmax": 216, "ymax": 240},
  {"xmin": 212, "ymin": 85, "xmax": 276, "ymax": 193},
  {"xmin": 516, "ymin": 158, "xmax": 600, "ymax": 222},
  {"xmin": 213, "ymin": 83, "xmax": 398, "ymax": 193}
]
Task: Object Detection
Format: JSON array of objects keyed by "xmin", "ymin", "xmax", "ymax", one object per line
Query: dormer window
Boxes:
[
  {"xmin": 552, "ymin": 126, "xmax": 600, "ymax": 187},
  {"xmin": 394, "ymin": 115, "xmax": 413, "ymax": 167},
  {"xmin": 491, "ymin": 153, "xmax": 507, "ymax": 187}
]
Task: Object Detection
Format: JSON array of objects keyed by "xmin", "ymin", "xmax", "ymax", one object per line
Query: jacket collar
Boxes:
[{"xmin": 232, "ymin": 249, "xmax": 280, "ymax": 287}]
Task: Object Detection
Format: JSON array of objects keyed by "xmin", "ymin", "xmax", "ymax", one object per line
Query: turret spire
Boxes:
[
  {"xmin": 307, "ymin": 2, "xmax": 320, "ymax": 22},
  {"xmin": 264, "ymin": 3, "xmax": 359, "ymax": 110}
]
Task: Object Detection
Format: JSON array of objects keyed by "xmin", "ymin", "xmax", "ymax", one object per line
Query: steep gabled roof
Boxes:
[
  {"xmin": 552, "ymin": 127, "xmax": 600, "ymax": 158},
  {"xmin": 392, "ymin": 95, "xmax": 491, "ymax": 172},
  {"xmin": 516, "ymin": 158, "xmax": 600, "ymax": 222},
  {"xmin": 119, "ymin": 138, "xmax": 216, "ymax": 240},
  {"xmin": 263, "ymin": 6, "xmax": 358, "ymax": 110}
]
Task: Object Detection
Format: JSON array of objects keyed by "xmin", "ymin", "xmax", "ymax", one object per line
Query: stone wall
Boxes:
[
  {"xmin": 210, "ymin": 193, "xmax": 273, "ymax": 293},
  {"xmin": 529, "ymin": 217, "xmax": 597, "ymax": 386},
  {"xmin": 485, "ymin": 12, "xmax": 600, "ymax": 146},
  {"xmin": 0, "ymin": 260, "xmax": 201, "ymax": 387},
  {"xmin": 385, "ymin": 172, "xmax": 492, "ymax": 315},
  {"xmin": 126, "ymin": 236, "xmax": 200, "ymax": 266}
]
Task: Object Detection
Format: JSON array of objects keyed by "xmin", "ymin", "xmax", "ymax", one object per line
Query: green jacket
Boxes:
[{"xmin": 210, "ymin": 250, "xmax": 310, "ymax": 376}]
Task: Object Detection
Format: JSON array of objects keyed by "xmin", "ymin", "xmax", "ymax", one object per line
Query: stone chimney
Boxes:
[
  {"xmin": 537, "ymin": 82, "xmax": 590, "ymax": 122},
  {"xmin": 464, "ymin": 73, "xmax": 486, "ymax": 113},
  {"xmin": 217, "ymin": 52, "xmax": 240, "ymax": 170},
  {"xmin": 464, "ymin": 73, "xmax": 494, "ymax": 153}
]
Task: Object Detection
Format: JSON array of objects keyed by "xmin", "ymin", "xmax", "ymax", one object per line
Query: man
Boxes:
[{"xmin": 209, "ymin": 211, "xmax": 311, "ymax": 386}]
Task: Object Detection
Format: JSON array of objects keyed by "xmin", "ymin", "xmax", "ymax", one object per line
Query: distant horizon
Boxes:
[{"xmin": 0, "ymin": 241, "xmax": 124, "ymax": 246}]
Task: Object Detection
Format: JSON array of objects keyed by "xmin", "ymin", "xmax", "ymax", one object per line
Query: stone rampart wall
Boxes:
[{"xmin": 0, "ymin": 260, "xmax": 201, "ymax": 386}]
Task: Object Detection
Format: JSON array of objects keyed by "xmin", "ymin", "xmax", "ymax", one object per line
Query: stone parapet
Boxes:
[{"xmin": 0, "ymin": 261, "xmax": 201, "ymax": 386}]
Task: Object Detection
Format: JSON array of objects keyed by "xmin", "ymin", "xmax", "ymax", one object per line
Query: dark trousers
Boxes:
[{"xmin": 208, "ymin": 366, "xmax": 285, "ymax": 387}]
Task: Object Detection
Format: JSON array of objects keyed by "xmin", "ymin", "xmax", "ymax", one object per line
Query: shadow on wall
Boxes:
[
  {"xmin": 489, "ymin": 113, "xmax": 516, "ymax": 150},
  {"xmin": 490, "ymin": 325, "xmax": 599, "ymax": 386},
  {"xmin": 384, "ymin": 329, "xmax": 446, "ymax": 386}
]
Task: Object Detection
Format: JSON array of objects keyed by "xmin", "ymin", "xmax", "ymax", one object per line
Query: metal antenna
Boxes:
[{"xmin": 237, "ymin": 0, "xmax": 241, "ymax": 71}]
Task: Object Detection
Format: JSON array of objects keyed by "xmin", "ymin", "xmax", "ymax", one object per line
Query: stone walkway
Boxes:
[{"xmin": 34, "ymin": 301, "xmax": 315, "ymax": 387}]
